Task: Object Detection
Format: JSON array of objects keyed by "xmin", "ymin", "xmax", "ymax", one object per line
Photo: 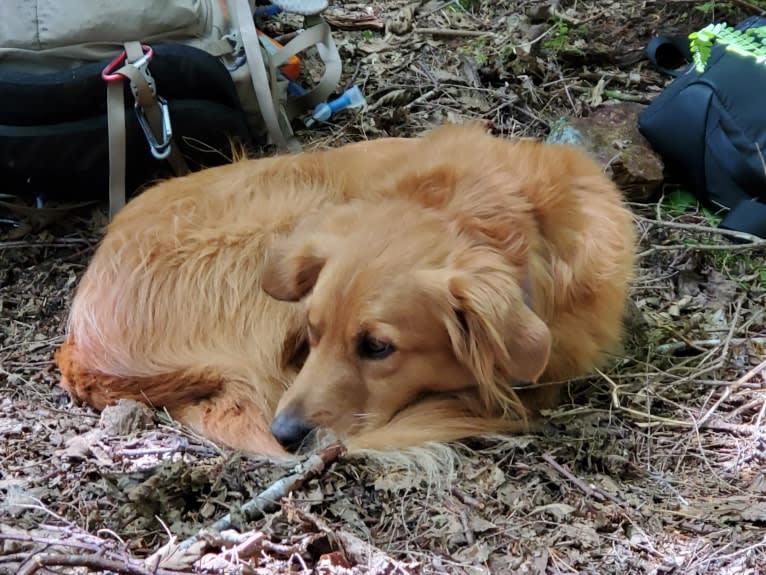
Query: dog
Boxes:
[{"xmin": 55, "ymin": 123, "xmax": 637, "ymax": 456}]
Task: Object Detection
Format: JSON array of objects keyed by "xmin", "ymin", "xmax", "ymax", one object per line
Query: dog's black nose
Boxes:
[{"xmin": 271, "ymin": 409, "xmax": 314, "ymax": 452}]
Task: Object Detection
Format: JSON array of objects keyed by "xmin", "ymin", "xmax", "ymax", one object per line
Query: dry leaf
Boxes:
[
  {"xmin": 530, "ymin": 502, "xmax": 576, "ymax": 521},
  {"xmin": 146, "ymin": 538, "xmax": 208, "ymax": 571}
]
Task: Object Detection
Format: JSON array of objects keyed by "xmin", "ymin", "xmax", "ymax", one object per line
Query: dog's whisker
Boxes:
[{"xmin": 352, "ymin": 412, "xmax": 376, "ymax": 421}]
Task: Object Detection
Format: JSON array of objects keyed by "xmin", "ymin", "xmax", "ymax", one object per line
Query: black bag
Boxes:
[
  {"xmin": 0, "ymin": 0, "xmax": 342, "ymax": 220},
  {"xmin": 0, "ymin": 43, "xmax": 258, "ymax": 205},
  {"xmin": 638, "ymin": 16, "xmax": 766, "ymax": 239}
]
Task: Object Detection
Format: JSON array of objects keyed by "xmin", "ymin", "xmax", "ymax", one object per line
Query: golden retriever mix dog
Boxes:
[{"xmin": 55, "ymin": 123, "xmax": 636, "ymax": 456}]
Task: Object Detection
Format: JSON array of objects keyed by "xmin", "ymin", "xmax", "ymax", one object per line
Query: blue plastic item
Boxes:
[
  {"xmin": 254, "ymin": 5, "xmax": 282, "ymax": 17},
  {"xmin": 305, "ymin": 85, "xmax": 366, "ymax": 127}
]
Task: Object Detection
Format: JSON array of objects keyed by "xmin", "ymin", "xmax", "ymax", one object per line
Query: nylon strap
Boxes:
[
  {"xmin": 231, "ymin": 0, "xmax": 292, "ymax": 151},
  {"xmin": 105, "ymin": 41, "xmax": 191, "ymax": 220},
  {"xmin": 118, "ymin": 42, "xmax": 190, "ymax": 177},
  {"xmin": 273, "ymin": 18, "xmax": 342, "ymax": 121},
  {"xmin": 106, "ymin": 74, "xmax": 126, "ymax": 220}
]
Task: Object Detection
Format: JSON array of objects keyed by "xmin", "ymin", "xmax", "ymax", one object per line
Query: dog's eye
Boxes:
[
  {"xmin": 289, "ymin": 339, "xmax": 310, "ymax": 369},
  {"xmin": 357, "ymin": 334, "xmax": 396, "ymax": 360}
]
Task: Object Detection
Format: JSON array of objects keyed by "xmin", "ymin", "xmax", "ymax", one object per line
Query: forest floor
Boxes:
[{"xmin": 2, "ymin": 1, "xmax": 766, "ymax": 574}]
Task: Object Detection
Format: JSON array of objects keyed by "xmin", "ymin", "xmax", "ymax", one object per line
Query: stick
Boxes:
[
  {"xmin": 598, "ymin": 368, "xmax": 766, "ymax": 434},
  {"xmin": 0, "ymin": 239, "xmax": 95, "ymax": 250},
  {"xmin": 542, "ymin": 454, "xmax": 631, "ymax": 509},
  {"xmin": 178, "ymin": 442, "xmax": 345, "ymax": 550},
  {"xmin": 697, "ymin": 358, "xmax": 766, "ymax": 427},
  {"xmin": 541, "ymin": 454, "xmax": 604, "ymax": 502},
  {"xmin": 698, "ymin": 420, "xmax": 766, "ymax": 434},
  {"xmin": 295, "ymin": 507, "xmax": 417, "ymax": 575},
  {"xmin": 0, "ymin": 532, "xmax": 188, "ymax": 575},
  {"xmin": 568, "ymin": 85, "xmax": 650, "ymax": 103},
  {"xmin": 655, "ymin": 338, "xmax": 766, "ymax": 355},
  {"xmin": 730, "ymin": 0, "xmax": 766, "ymax": 15},
  {"xmin": 752, "ymin": 399, "xmax": 766, "ymax": 431},
  {"xmin": 459, "ymin": 510, "xmax": 475, "ymax": 546},
  {"xmin": 638, "ymin": 215, "xmax": 765, "ymax": 244},
  {"xmin": 452, "ymin": 488, "xmax": 486, "ymax": 510},
  {"xmin": 403, "ymin": 88, "xmax": 439, "ymax": 110},
  {"xmin": 638, "ymin": 241, "xmax": 766, "ymax": 257},
  {"xmin": 17, "ymin": 553, "xmax": 187, "ymax": 575},
  {"xmin": 325, "ymin": 15, "xmax": 385, "ymax": 31},
  {"xmin": 414, "ymin": 27, "xmax": 496, "ymax": 38}
]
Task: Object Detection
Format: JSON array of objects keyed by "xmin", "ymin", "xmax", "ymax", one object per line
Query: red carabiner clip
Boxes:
[{"xmin": 101, "ymin": 44, "xmax": 154, "ymax": 82}]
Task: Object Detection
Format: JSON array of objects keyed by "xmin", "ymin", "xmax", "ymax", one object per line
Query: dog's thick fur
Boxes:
[{"xmin": 55, "ymin": 123, "xmax": 637, "ymax": 456}]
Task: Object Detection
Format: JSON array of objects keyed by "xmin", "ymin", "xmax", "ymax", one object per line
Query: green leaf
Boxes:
[{"xmin": 664, "ymin": 189, "xmax": 699, "ymax": 212}]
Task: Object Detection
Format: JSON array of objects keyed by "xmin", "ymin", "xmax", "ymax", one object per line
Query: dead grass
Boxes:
[{"xmin": 2, "ymin": 1, "xmax": 766, "ymax": 574}]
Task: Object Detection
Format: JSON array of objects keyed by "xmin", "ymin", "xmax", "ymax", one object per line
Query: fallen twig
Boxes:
[
  {"xmin": 414, "ymin": 27, "xmax": 495, "ymax": 38},
  {"xmin": 0, "ymin": 238, "xmax": 95, "ymax": 250},
  {"xmin": 542, "ymin": 453, "xmax": 604, "ymax": 501},
  {"xmin": 325, "ymin": 14, "xmax": 385, "ymax": 31},
  {"xmin": 194, "ymin": 528, "xmax": 324, "ymax": 572},
  {"xmin": 655, "ymin": 338, "xmax": 766, "ymax": 355},
  {"xmin": 638, "ymin": 240, "xmax": 766, "ymax": 257},
  {"xmin": 177, "ymin": 442, "xmax": 345, "ymax": 550},
  {"xmin": 697, "ymin": 358, "xmax": 766, "ymax": 427},
  {"xmin": 752, "ymin": 399, "xmax": 766, "ymax": 431},
  {"xmin": 17, "ymin": 553, "xmax": 187, "ymax": 575},
  {"xmin": 599, "ymin": 367, "xmax": 766, "ymax": 435},
  {"xmin": 0, "ymin": 533, "xmax": 103, "ymax": 555},
  {"xmin": 0, "ymin": 530, "xmax": 190, "ymax": 575},
  {"xmin": 403, "ymin": 88, "xmax": 440, "ymax": 111},
  {"xmin": 638, "ymin": 215, "xmax": 765, "ymax": 244},
  {"xmin": 541, "ymin": 453, "xmax": 629, "ymax": 509},
  {"xmin": 569, "ymin": 85, "xmax": 651, "ymax": 104},
  {"xmin": 698, "ymin": 420, "xmax": 766, "ymax": 434},
  {"xmin": 458, "ymin": 509, "xmax": 475, "ymax": 546},
  {"xmin": 0, "ymin": 529, "xmax": 187, "ymax": 575},
  {"xmin": 452, "ymin": 488, "xmax": 486, "ymax": 510},
  {"xmin": 715, "ymin": 295, "xmax": 746, "ymax": 368},
  {"xmin": 730, "ymin": 0, "xmax": 766, "ymax": 15},
  {"xmin": 295, "ymin": 506, "xmax": 418, "ymax": 575}
]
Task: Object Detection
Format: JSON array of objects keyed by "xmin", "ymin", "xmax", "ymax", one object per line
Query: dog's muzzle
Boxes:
[{"xmin": 271, "ymin": 408, "xmax": 315, "ymax": 452}]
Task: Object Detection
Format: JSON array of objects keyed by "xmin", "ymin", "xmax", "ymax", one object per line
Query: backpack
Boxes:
[
  {"xmin": 638, "ymin": 16, "xmax": 766, "ymax": 239},
  {"xmin": 0, "ymin": 0, "xmax": 342, "ymax": 219}
]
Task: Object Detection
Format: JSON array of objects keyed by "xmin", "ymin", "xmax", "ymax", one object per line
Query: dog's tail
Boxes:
[{"xmin": 55, "ymin": 337, "xmax": 224, "ymax": 412}]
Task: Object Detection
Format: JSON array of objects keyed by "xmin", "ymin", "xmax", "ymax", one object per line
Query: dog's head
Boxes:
[{"xmin": 261, "ymin": 199, "xmax": 551, "ymax": 452}]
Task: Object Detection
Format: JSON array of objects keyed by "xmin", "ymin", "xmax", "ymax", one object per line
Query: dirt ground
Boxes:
[{"xmin": 2, "ymin": 1, "xmax": 766, "ymax": 574}]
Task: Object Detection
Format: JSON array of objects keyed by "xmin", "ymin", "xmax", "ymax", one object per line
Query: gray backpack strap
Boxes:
[
  {"xmin": 229, "ymin": 0, "xmax": 342, "ymax": 153},
  {"xmin": 272, "ymin": 17, "xmax": 342, "ymax": 122},
  {"xmin": 231, "ymin": 0, "xmax": 301, "ymax": 152},
  {"xmin": 104, "ymin": 41, "xmax": 191, "ymax": 219},
  {"xmin": 106, "ymin": 62, "xmax": 127, "ymax": 220}
]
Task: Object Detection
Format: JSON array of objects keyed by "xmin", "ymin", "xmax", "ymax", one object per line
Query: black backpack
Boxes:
[
  {"xmin": 638, "ymin": 16, "xmax": 766, "ymax": 239},
  {"xmin": 0, "ymin": 43, "xmax": 257, "ymax": 206},
  {"xmin": 0, "ymin": 0, "xmax": 342, "ymax": 220}
]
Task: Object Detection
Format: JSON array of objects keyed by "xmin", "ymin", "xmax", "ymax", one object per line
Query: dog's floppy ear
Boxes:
[
  {"xmin": 261, "ymin": 236, "xmax": 327, "ymax": 302},
  {"xmin": 262, "ymin": 202, "xmax": 365, "ymax": 301},
  {"xmin": 433, "ymin": 247, "xmax": 552, "ymax": 390}
]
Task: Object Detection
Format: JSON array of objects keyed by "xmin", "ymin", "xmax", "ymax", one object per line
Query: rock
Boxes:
[
  {"xmin": 99, "ymin": 399, "xmax": 155, "ymax": 436},
  {"xmin": 546, "ymin": 102, "xmax": 664, "ymax": 202},
  {"xmin": 59, "ymin": 434, "xmax": 96, "ymax": 461}
]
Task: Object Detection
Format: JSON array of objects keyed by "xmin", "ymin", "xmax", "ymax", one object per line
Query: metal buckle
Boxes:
[
  {"xmin": 101, "ymin": 44, "xmax": 154, "ymax": 82},
  {"xmin": 135, "ymin": 96, "xmax": 173, "ymax": 160},
  {"xmin": 102, "ymin": 44, "xmax": 173, "ymax": 161}
]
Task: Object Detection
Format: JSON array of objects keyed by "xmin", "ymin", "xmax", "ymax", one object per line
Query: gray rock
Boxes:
[
  {"xmin": 547, "ymin": 102, "xmax": 664, "ymax": 202},
  {"xmin": 99, "ymin": 399, "xmax": 155, "ymax": 436}
]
